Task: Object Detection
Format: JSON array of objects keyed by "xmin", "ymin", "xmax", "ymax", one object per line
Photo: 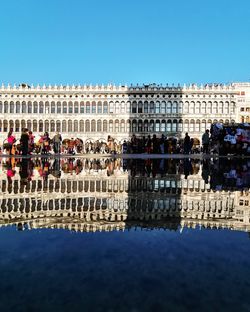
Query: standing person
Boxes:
[
  {"xmin": 145, "ymin": 135, "xmax": 152, "ymax": 154},
  {"xmin": 202, "ymin": 129, "xmax": 210, "ymax": 154},
  {"xmin": 7, "ymin": 129, "xmax": 16, "ymax": 155},
  {"xmin": 20, "ymin": 128, "xmax": 29, "ymax": 156},
  {"xmin": 183, "ymin": 132, "xmax": 191, "ymax": 154},
  {"xmin": 52, "ymin": 132, "xmax": 62, "ymax": 154},
  {"xmin": 28, "ymin": 131, "xmax": 35, "ymax": 154}
]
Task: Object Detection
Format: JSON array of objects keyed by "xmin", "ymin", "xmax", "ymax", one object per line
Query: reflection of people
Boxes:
[
  {"xmin": 19, "ymin": 159, "xmax": 29, "ymax": 184},
  {"xmin": 183, "ymin": 159, "xmax": 192, "ymax": 179}
]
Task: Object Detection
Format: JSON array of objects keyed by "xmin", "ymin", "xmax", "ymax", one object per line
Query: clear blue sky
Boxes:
[{"xmin": 0, "ymin": 0, "xmax": 250, "ymax": 85}]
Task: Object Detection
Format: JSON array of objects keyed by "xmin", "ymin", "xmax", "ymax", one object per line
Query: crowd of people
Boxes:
[{"xmin": 1, "ymin": 123, "xmax": 250, "ymax": 156}]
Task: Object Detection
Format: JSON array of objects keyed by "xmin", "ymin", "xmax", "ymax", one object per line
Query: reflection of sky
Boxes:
[{"xmin": 0, "ymin": 227, "xmax": 249, "ymax": 312}]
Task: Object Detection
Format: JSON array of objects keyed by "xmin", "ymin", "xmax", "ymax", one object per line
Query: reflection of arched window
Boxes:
[
  {"xmin": 74, "ymin": 120, "xmax": 78, "ymax": 132},
  {"xmin": 85, "ymin": 120, "xmax": 90, "ymax": 132},
  {"xmin": 80, "ymin": 120, "xmax": 84, "ymax": 132},
  {"xmin": 97, "ymin": 120, "xmax": 102, "ymax": 132},
  {"xmin": 91, "ymin": 120, "xmax": 96, "ymax": 132},
  {"xmin": 62, "ymin": 120, "xmax": 66, "ymax": 132},
  {"xmin": 103, "ymin": 120, "xmax": 107, "ymax": 132}
]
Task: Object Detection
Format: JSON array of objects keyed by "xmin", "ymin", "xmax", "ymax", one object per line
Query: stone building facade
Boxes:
[{"xmin": 0, "ymin": 82, "xmax": 249, "ymax": 144}]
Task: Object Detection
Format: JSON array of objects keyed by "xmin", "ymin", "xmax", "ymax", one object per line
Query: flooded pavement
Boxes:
[{"xmin": 0, "ymin": 157, "xmax": 250, "ymax": 312}]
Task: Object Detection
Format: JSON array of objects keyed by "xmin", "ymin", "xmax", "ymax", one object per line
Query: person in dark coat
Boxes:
[
  {"xmin": 183, "ymin": 132, "xmax": 191, "ymax": 154},
  {"xmin": 20, "ymin": 128, "xmax": 29, "ymax": 156}
]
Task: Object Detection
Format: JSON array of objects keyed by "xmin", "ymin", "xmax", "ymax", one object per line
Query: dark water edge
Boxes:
[{"xmin": 0, "ymin": 226, "xmax": 250, "ymax": 312}]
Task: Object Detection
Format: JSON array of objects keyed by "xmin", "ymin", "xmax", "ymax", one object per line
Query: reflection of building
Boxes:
[
  {"xmin": 0, "ymin": 159, "xmax": 249, "ymax": 233},
  {"xmin": 0, "ymin": 82, "xmax": 249, "ymax": 143}
]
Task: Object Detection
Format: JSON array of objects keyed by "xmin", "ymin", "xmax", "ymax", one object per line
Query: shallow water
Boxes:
[{"xmin": 0, "ymin": 157, "xmax": 249, "ymax": 312}]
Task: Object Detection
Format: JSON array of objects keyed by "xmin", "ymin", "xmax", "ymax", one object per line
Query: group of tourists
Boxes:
[{"xmin": 1, "ymin": 123, "xmax": 250, "ymax": 156}]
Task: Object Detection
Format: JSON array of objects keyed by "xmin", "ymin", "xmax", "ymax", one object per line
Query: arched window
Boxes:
[
  {"xmin": 86, "ymin": 102, "xmax": 90, "ymax": 113},
  {"xmin": 189, "ymin": 120, "xmax": 195, "ymax": 132},
  {"xmin": 45, "ymin": 120, "xmax": 49, "ymax": 132},
  {"xmin": 109, "ymin": 101, "xmax": 114, "ymax": 113},
  {"xmin": 0, "ymin": 120, "xmax": 2, "ymax": 132},
  {"xmin": 132, "ymin": 120, "xmax": 137, "ymax": 133},
  {"xmin": 80, "ymin": 120, "xmax": 84, "ymax": 132},
  {"xmin": 115, "ymin": 101, "xmax": 120, "ymax": 114},
  {"xmin": 34, "ymin": 102, "xmax": 38, "ymax": 113},
  {"xmin": 15, "ymin": 120, "xmax": 20, "ymax": 132},
  {"xmin": 155, "ymin": 102, "xmax": 160, "ymax": 114},
  {"xmin": 74, "ymin": 120, "xmax": 78, "ymax": 132},
  {"xmin": 79, "ymin": 101, "xmax": 84, "ymax": 113},
  {"xmin": 138, "ymin": 120, "xmax": 143, "ymax": 132},
  {"xmin": 172, "ymin": 102, "xmax": 177, "ymax": 114},
  {"xmin": 39, "ymin": 120, "xmax": 43, "ymax": 132},
  {"xmin": 97, "ymin": 120, "xmax": 102, "ymax": 132},
  {"xmin": 103, "ymin": 120, "xmax": 108, "ymax": 132},
  {"xmin": 178, "ymin": 119, "xmax": 183, "ymax": 132},
  {"xmin": 144, "ymin": 120, "xmax": 148, "ymax": 132},
  {"xmin": 178, "ymin": 102, "xmax": 183, "ymax": 114},
  {"xmin": 56, "ymin": 121, "xmax": 61, "ymax": 132},
  {"xmin": 33, "ymin": 120, "xmax": 37, "ymax": 132},
  {"xmin": 218, "ymin": 101, "xmax": 223, "ymax": 114},
  {"xmin": 3, "ymin": 120, "xmax": 8, "ymax": 132},
  {"xmin": 10, "ymin": 102, "xmax": 14, "ymax": 114},
  {"xmin": 16, "ymin": 101, "xmax": 20, "ymax": 113},
  {"xmin": 161, "ymin": 120, "xmax": 166, "ymax": 132},
  {"xmin": 85, "ymin": 120, "xmax": 90, "ymax": 132},
  {"xmin": 149, "ymin": 120, "xmax": 154, "ymax": 132},
  {"xmin": 138, "ymin": 101, "xmax": 143, "ymax": 113},
  {"xmin": 103, "ymin": 101, "xmax": 108, "ymax": 114},
  {"xmin": 201, "ymin": 101, "xmax": 206, "ymax": 114},
  {"xmin": 97, "ymin": 101, "xmax": 102, "ymax": 114},
  {"xmin": 184, "ymin": 101, "xmax": 189, "ymax": 114},
  {"xmin": 150, "ymin": 101, "xmax": 154, "ymax": 113},
  {"xmin": 0, "ymin": 102, "xmax": 2, "ymax": 113},
  {"xmin": 195, "ymin": 102, "xmax": 200, "ymax": 114},
  {"xmin": 213, "ymin": 101, "xmax": 218, "ymax": 114},
  {"xmin": 189, "ymin": 102, "xmax": 195, "ymax": 114},
  {"xmin": 39, "ymin": 102, "xmax": 44, "ymax": 114},
  {"xmin": 63, "ymin": 101, "xmax": 67, "ymax": 114},
  {"xmin": 167, "ymin": 101, "xmax": 171, "ymax": 114},
  {"xmin": 121, "ymin": 101, "xmax": 125, "ymax": 113},
  {"xmin": 21, "ymin": 120, "xmax": 26, "ymax": 130},
  {"xmin": 28, "ymin": 101, "xmax": 32, "ymax": 113},
  {"xmin": 132, "ymin": 101, "xmax": 137, "ymax": 114},
  {"xmin": 27, "ymin": 120, "xmax": 31, "ymax": 131},
  {"xmin": 166, "ymin": 120, "xmax": 171, "ymax": 132},
  {"xmin": 22, "ymin": 102, "xmax": 26, "ymax": 114},
  {"xmin": 201, "ymin": 120, "xmax": 206, "ymax": 132},
  {"xmin": 144, "ymin": 101, "xmax": 148, "ymax": 113},
  {"xmin": 184, "ymin": 120, "xmax": 189, "ymax": 132},
  {"xmin": 115, "ymin": 119, "xmax": 119, "ymax": 132},
  {"xmin": 45, "ymin": 101, "xmax": 50, "ymax": 114},
  {"xmin": 207, "ymin": 102, "xmax": 212, "ymax": 114},
  {"xmin": 4, "ymin": 101, "xmax": 8, "ymax": 113},
  {"xmin": 195, "ymin": 120, "xmax": 200, "ymax": 132},
  {"xmin": 91, "ymin": 120, "xmax": 96, "ymax": 132},
  {"xmin": 161, "ymin": 101, "xmax": 166, "ymax": 114},
  {"xmin": 109, "ymin": 120, "xmax": 113, "ymax": 132},
  {"xmin": 155, "ymin": 120, "xmax": 160, "ymax": 132},
  {"xmin": 51, "ymin": 102, "xmax": 55, "ymax": 114},
  {"xmin": 62, "ymin": 120, "xmax": 66, "ymax": 132},
  {"xmin": 224, "ymin": 102, "xmax": 229, "ymax": 114},
  {"xmin": 92, "ymin": 101, "xmax": 96, "ymax": 113},
  {"xmin": 172, "ymin": 119, "xmax": 177, "ymax": 132},
  {"xmin": 68, "ymin": 120, "xmax": 73, "ymax": 132},
  {"xmin": 74, "ymin": 102, "xmax": 79, "ymax": 114},
  {"xmin": 121, "ymin": 120, "xmax": 125, "ymax": 132},
  {"xmin": 68, "ymin": 102, "xmax": 73, "ymax": 114},
  {"xmin": 51, "ymin": 121, "xmax": 55, "ymax": 132}
]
